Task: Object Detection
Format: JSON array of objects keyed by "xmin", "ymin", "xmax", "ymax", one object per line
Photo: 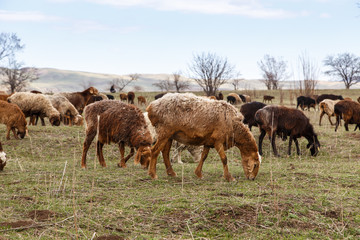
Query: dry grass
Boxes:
[{"xmin": 0, "ymin": 89, "xmax": 359, "ymax": 239}]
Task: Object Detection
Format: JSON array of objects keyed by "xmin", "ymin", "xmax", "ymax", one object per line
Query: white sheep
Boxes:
[
  {"xmin": 8, "ymin": 92, "xmax": 61, "ymax": 126},
  {"xmin": 47, "ymin": 94, "xmax": 83, "ymax": 126},
  {"xmin": 319, "ymin": 99, "xmax": 341, "ymax": 126}
]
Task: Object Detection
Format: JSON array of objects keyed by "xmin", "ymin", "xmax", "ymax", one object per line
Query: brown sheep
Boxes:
[
  {"xmin": 0, "ymin": 101, "xmax": 27, "ymax": 140},
  {"xmin": 255, "ymin": 105, "xmax": 320, "ymax": 157},
  {"xmin": 240, "ymin": 101, "xmax": 266, "ymax": 131},
  {"xmin": 81, "ymin": 100, "xmax": 152, "ymax": 169},
  {"xmin": 127, "ymin": 91, "xmax": 135, "ymax": 104},
  {"xmin": 0, "ymin": 93, "xmax": 13, "ymax": 102},
  {"xmin": 263, "ymin": 95, "xmax": 275, "ymax": 103},
  {"xmin": 334, "ymin": 100, "xmax": 360, "ymax": 132},
  {"xmin": 228, "ymin": 93, "xmax": 242, "ymax": 104},
  {"xmin": 146, "ymin": 93, "xmax": 261, "ymax": 181},
  {"xmin": 137, "ymin": 96, "xmax": 146, "ymax": 106},
  {"xmin": 119, "ymin": 93, "xmax": 128, "ymax": 101},
  {"xmin": 0, "ymin": 142, "xmax": 7, "ymax": 171},
  {"xmin": 60, "ymin": 87, "xmax": 99, "ymax": 114}
]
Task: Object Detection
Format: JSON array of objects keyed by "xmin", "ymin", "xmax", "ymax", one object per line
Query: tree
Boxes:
[
  {"xmin": 323, "ymin": 53, "xmax": 360, "ymax": 89},
  {"xmin": 111, "ymin": 73, "xmax": 140, "ymax": 92},
  {"xmin": 188, "ymin": 52, "xmax": 235, "ymax": 96},
  {"xmin": 172, "ymin": 71, "xmax": 189, "ymax": 92},
  {"xmin": 0, "ymin": 33, "xmax": 24, "ymax": 62},
  {"xmin": 298, "ymin": 51, "xmax": 319, "ymax": 96},
  {"xmin": 231, "ymin": 78, "xmax": 243, "ymax": 91},
  {"xmin": 258, "ymin": 55, "xmax": 288, "ymax": 90},
  {"xmin": 152, "ymin": 77, "xmax": 174, "ymax": 92},
  {"xmin": 0, "ymin": 58, "xmax": 39, "ymax": 93}
]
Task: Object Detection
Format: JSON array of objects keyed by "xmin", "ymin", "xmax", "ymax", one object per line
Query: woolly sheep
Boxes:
[
  {"xmin": 146, "ymin": 93, "xmax": 261, "ymax": 181},
  {"xmin": 319, "ymin": 99, "xmax": 340, "ymax": 126},
  {"xmin": 0, "ymin": 142, "xmax": 7, "ymax": 171},
  {"xmin": 334, "ymin": 100, "xmax": 360, "ymax": 132},
  {"xmin": 0, "ymin": 101, "xmax": 27, "ymax": 140},
  {"xmin": 47, "ymin": 94, "xmax": 83, "ymax": 126}
]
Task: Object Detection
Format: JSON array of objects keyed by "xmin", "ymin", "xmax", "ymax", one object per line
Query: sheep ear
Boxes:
[{"xmin": 134, "ymin": 147, "xmax": 142, "ymax": 165}]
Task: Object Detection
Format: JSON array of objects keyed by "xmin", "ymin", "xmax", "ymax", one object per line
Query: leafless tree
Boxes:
[
  {"xmin": 298, "ymin": 52, "xmax": 319, "ymax": 96},
  {"xmin": 132, "ymin": 85, "xmax": 144, "ymax": 92},
  {"xmin": 231, "ymin": 78, "xmax": 243, "ymax": 91},
  {"xmin": 152, "ymin": 77, "xmax": 174, "ymax": 92},
  {"xmin": 324, "ymin": 53, "xmax": 360, "ymax": 89},
  {"xmin": 0, "ymin": 58, "xmax": 39, "ymax": 93},
  {"xmin": 188, "ymin": 52, "xmax": 235, "ymax": 96},
  {"xmin": 258, "ymin": 54, "xmax": 288, "ymax": 90},
  {"xmin": 172, "ymin": 71, "xmax": 189, "ymax": 92},
  {"xmin": 80, "ymin": 79, "xmax": 95, "ymax": 89},
  {"xmin": 111, "ymin": 73, "xmax": 140, "ymax": 92},
  {"xmin": 0, "ymin": 33, "xmax": 24, "ymax": 62}
]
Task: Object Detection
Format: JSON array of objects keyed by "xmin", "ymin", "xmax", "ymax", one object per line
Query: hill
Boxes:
[{"xmin": 23, "ymin": 68, "xmax": 360, "ymax": 93}]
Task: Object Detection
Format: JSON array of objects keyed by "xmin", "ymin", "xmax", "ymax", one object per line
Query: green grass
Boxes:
[{"xmin": 0, "ymin": 89, "xmax": 360, "ymax": 239}]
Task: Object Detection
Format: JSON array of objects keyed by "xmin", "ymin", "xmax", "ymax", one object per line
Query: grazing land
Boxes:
[{"xmin": 0, "ymin": 89, "xmax": 360, "ymax": 239}]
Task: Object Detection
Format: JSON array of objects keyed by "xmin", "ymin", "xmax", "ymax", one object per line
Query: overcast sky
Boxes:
[{"xmin": 0, "ymin": 0, "xmax": 359, "ymax": 80}]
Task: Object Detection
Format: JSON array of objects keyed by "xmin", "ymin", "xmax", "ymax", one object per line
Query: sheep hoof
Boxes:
[
  {"xmin": 225, "ymin": 175, "xmax": 235, "ymax": 182},
  {"xmin": 81, "ymin": 164, "xmax": 87, "ymax": 169},
  {"xmin": 149, "ymin": 172, "xmax": 158, "ymax": 179},
  {"xmin": 118, "ymin": 163, "xmax": 126, "ymax": 168},
  {"xmin": 167, "ymin": 170, "xmax": 176, "ymax": 177},
  {"xmin": 195, "ymin": 171, "xmax": 203, "ymax": 179}
]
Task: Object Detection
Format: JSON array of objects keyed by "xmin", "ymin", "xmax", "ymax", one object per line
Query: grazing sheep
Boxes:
[
  {"xmin": 316, "ymin": 94, "xmax": 344, "ymax": 104},
  {"xmin": 127, "ymin": 91, "xmax": 135, "ymax": 104},
  {"xmin": 146, "ymin": 93, "xmax": 261, "ymax": 181},
  {"xmin": 296, "ymin": 96, "xmax": 316, "ymax": 111},
  {"xmin": 106, "ymin": 94, "xmax": 115, "ymax": 100},
  {"xmin": 155, "ymin": 93, "xmax": 167, "ymax": 100},
  {"xmin": 240, "ymin": 101, "xmax": 266, "ymax": 131},
  {"xmin": 0, "ymin": 101, "xmax": 27, "ymax": 140},
  {"xmin": 263, "ymin": 95, "xmax": 275, "ymax": 103},
  {"xmin": 110, "ymin": 85, "xmax": 116, "ymax": 93},
  {"xmin": 319, "ymin": 99, "xmax": 341, "ymax": 126},
  {"xmin": 334, "ymin": 100, "xmax": 360, "ymax": 132},
  {"xmin": 60, "ymin": 87, "xmax": 99, "ymax": 114},
  {"xmin": 81, "ymin": 100, "xmax": 152, "ymax": 169},
  {"xmin": 255, "ymin": 105, "xmax": 320, "ymax": 157},
  {"xmin": 217, "ymin": 92, "xmax": 224, "ymax": 100},
  {"xmin": 228, "ymin": 93, "xmax": 242, "ymax": 104},
  {"xmin": 119, "ymin": 93, "xmax": 128, "ymax": 101},
  {"xmin": 143, "ymin": 112, "xmax": 202, "ymax": 164},
  {"xmin": 138, "ymin": 96, "xmax": 146, "ymax": 106},
  {"xmin": 46, "ymin": 94, "xmax": 83, "ymax": 126},
  {"xmin": 0, "ymin": 142, "xmax": 7, "ymax": 171},
  {"xmin": 8, "ymin": 92, "xmax": 61, "ymax": 126},
  {"xmin": 239, "ymin": 94, "xmax": 251, "ymax": 103},
  {"xmin": 226, "ymin": 96, "xmax": 236, "ymax": 105}
]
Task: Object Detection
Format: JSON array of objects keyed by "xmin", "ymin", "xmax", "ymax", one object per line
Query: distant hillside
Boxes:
[{"xmin": 23, "ymin": 68, "xmax": 360, "ymax": 93}]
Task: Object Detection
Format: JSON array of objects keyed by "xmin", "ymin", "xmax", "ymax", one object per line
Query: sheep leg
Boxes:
[
  {"xmin": 6, "ymin": 126, "xmax": 12, "ymax": 140},
  {"xmin": 287, "ymin": 136, "xmax": 293, "ymax": 155},
  {"xmin": 118, "ymin": 146, "xmax": 135, "ymax": 168},
  {"xmin": 194, "ymin": 146, "xmax": 210, "ymax": 179},
  {"xmin": 319, "ymin": 111, "xmax": 325, "ymax": 126},
  {"xmin": 148, "ymin": 136, "xmax": 171, "ymax": 179},
  {"xmin": 161, "ymin": 139, "xmax": 176, "ymax": 177},
  {"xmin": 335, "ymin": 115, "xmax": 340, "ymax": 132},
  {"xmin": 81, "ymin": 129, "xmax": 97, "ymax": 168},
  {"xmin": 214, "ymin": 143, "xmax": 234, "ymax": 182},
  {"xmin": 96, "ymin": 141, "xmax": 106, "ymax": 167},
  {"xmin": 328, "ymin": 115, "xmax": 334, "ymax": 125},
  {"xmin": 258, "ymin": 129, "xmax": 266, "ymax": 156},
  {"xmin": 344, "ymin": 122, "xmax": 349, "ymax": 131},
  {"xmin": 271, "ymin": 132, "xmax": 280, "ymax": 157},
  {"xmin": 294, "ymin": 138, "xmax": 301, "ymax": 155}
]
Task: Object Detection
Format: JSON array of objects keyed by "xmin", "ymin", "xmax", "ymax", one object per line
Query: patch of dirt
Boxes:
[
  {"xmin": 95, "ymin": 235, "xmax": 124, "ymax": 240},
  {"xmin": 27, "ymin": 210, "xmax": 57, "ymax": 222},
  {"xmin": 279, "ymin": 219, "xmax": 316, "ymax": 230},
  {"xmin": 217, "ymin": 192, "xmax": 244, "ymax": 197},
  {"xmin": 0, "ymin": 220, "xmax": 35, "ymax": 228},
  {"xmin": 11, "ymin": 195, "xmax": 34, "ymax": 201},
  {"xmin": 322, "ymin": 210, "xmax": 341, "ymax": 219},
  {"xmin": 346, "ymin": 132, "xmax": 360, "ymax": 139},
  {"xmin": 210, "ymin": 205, "xmax": 256, "ymax": 224}
]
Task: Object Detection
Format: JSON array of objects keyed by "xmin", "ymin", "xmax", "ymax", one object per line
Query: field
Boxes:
[{"xmin": 0, "ymin": 89, "xmax": 360, "ymax": 240}]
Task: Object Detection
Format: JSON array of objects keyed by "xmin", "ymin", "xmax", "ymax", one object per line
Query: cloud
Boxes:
[
  {"xmin": 86, "ymin": 0, "xmax": 299, "ymax": 19},
  {"xmin": 0, "ymin": 10, "xmax": 59, "ymax": 22}
]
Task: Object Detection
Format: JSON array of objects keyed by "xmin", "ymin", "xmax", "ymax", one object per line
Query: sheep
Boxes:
[
  {"xmin": 228, "ymin": 93, "xmax": 242, "ymax": 104},
  {"xmin": 60, "ymin": 87, "xmax": 99, "ymax": 114},
  {"xmin": 255, "ymin": 105, "xmax": 320, "ymax": 157},
  {"xmin": 81, "ymin": 100, "xmax": 152, "ymax": 169},
  {"xmin": 358, "ymin": 97, "xmax": 360, "ymax": 103},
  {"xmin": 0, "ymin": 93, "xmax": 13, "ymax": 102},
  {"xmin": 143, "ymin": 112, "xmax": 202, "ymax": 164},
  {"xmin": 296, "ymin": 96, "xmax": 316, "ymax": 111},
  {"xmin": 239, "ymin": 94, "xmax": 251, "ymax": 103},
  {"xmin": 316, "ymin": 94, "xmax": 344, "ymax": 104},
  {"xmin": 106, "ymin": 94, "xmax": 115, "ymax": 100},
  {"xmin": 146, "ymin": 93, "xmax": 261, "ymax": 181},
  {"xmin": 334, "ymin": 100, "xmax": 360, "ymax": 132},
  {"xmin": 119, "ymin": 93, "xmax": 128, "ymax": 101},
  {"xmin": 217, "ymin": 92, "xmax": 224, "ymax": 100},
  {"xmin": 138, "ymin": 96, "xmax": 146, "ymax": 106},
  {"xmin": 127, "ymin": 91, "xmax": 135, "ymax": 104},
  {"xmin": 240, "ymin": 101, "xmax": 266, "ymax": 131},
  {"xmin": 46, "ymin": 94, "xmax": 83, "ymax": 126},
  {"xmin": 319, "ymin": 99, "xmax": 341, "ymax": 126},
  {"xmin": 263, "ymin": 95, "xmax": 275, "ymax": 103},
  {"xmin": 0, "ymin": 101, "xmax": 27, "ymax": 140},
  {"xmin": 110, "ymin": 85, "xmax": 116, "ymax": 93},
  {"xmin": 8, "ymin": 92, "xmax": 61, "ymax": 126},
  {"xmin": 226, "ymin": 96, "xmax": 236, "ymax": 105},
  {"xmin": 0, "ymin": 142, "xmax": 7, "ymax": 171}
]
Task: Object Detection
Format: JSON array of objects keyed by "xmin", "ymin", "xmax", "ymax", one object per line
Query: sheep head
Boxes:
[
  {"xmin": 307, "ymin": 135, "xmax": 320, "ymax": 156},
  {"xmin": 134, "ymin": 146, "xmax": 151, "ymax": 169},
  {"xmin": 49, "ymin": 115, "xmax": 61, "ymax": 126},
  {"xmin": 241, "ymin": 152, "xmax": 261, "ymax": 180}
]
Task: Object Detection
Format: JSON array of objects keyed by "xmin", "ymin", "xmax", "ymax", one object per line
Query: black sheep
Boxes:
[
  {"xmin": 296, "ymin": 96, "xmax": 316, "ymax": 111},
  {"xmin": 227, "ymin": 96, "xmax": 236, "ymax": 105},
  {"xmin": 240, "ymin": 101, "xmax": 266, "ymax": 130},
  {"xmin": 316, "ymin": 94, "xmax": 343, "ymax": 104}
]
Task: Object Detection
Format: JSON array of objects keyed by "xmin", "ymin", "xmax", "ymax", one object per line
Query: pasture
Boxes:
[{"xmin": 0, "ymin": 89, "xmax": 360, "ymax": 239}]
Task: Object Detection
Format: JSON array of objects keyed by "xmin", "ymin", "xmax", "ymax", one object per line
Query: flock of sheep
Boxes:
[{"xmin": 0, "ymin": 88, "xmax": 359, "ymax": 182}]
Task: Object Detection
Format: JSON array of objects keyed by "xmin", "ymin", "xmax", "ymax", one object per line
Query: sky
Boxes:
[{"xmin": 0, "ymin": 0, "xmax": 359, "ymax": 80}]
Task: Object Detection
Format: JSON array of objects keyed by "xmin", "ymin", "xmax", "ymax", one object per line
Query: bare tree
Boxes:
[
  {"xmin": 132, "ymin": 85, "xmax": 144, "ymax": 92},
  {"xmin": 298, "ymin": 52, "xmax": 319, "ymax": 96},
  {"xmin": 152, "ymin": 77, "xmax": 174, "ymax": 92},
  {"xmin": 231, "ymin": 78, "xmax": 243, "ymax": 91},
  {"xmin": 111, "ymin": 73, "xmax": 140, "ymax": 92},
  {"xmin": 258, "ymin": 54, "xmax": 288, "ymax": 90},
  {"xmin": 188, "ymin": 52, "xmax": 235, "ymax": 96},
  {"xmin": 80, "ymin": 79, "xmax": 95, "ymax": 89},
  {"xmin": 0, "ymin": 58, "xmax": 39, "ymax": 93},
  {"xmin": 0, "ymin": 33, "xmax": 24, "ymax": 62},
  {"xmin": 324, "ymin": 53, "xmax": 360, "ymax": 89},
  {"xmin": 172, "ymin": 71, "xmax": 189, "ymax": 92}
]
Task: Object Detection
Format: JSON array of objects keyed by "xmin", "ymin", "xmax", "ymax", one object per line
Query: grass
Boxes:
[{"xmin": 0, "ymin": 89, "xmax": 360, "ymax": 239}]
